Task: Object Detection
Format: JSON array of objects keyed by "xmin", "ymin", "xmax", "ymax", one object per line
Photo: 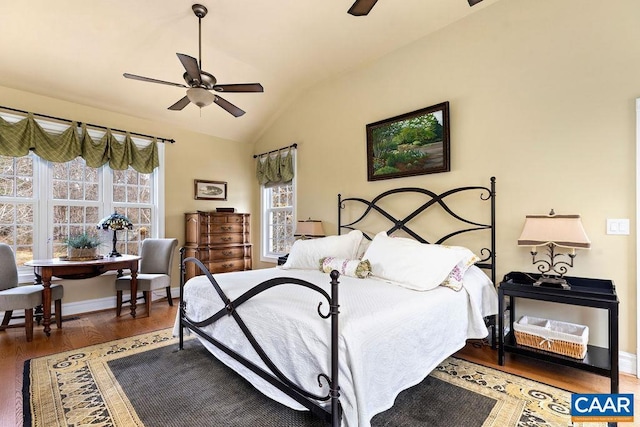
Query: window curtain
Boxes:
[
  {"xmin": 256, "ymin": 147, "xmax": 294, "ymax": 187},
  {"xmin": 0, "ymin": 114, "xmax": 159, "ymax": 173}
]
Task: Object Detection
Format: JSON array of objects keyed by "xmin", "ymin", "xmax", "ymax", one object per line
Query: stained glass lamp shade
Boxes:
[{"xmin": 97, "ymin": 212, "xmax": 133, "ymax": 257}]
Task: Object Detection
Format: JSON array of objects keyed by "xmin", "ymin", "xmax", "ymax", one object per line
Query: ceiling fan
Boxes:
[
  {"xmin": 123, "ymin": 4, "xmax": 263, "ymax": 117},
  {"xmin": 348, "ymin": 0, "xmax": 483, "ymax": 16}
]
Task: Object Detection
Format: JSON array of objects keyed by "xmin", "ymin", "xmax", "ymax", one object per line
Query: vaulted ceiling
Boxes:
[{"xmin": 0, "ymin": 0, "xmax": 497, "ymax": 143}]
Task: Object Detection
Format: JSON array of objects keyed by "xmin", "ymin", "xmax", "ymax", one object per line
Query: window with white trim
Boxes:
[
  {"xmin": 0, "ymin": 112, "xmax": 164, "ymax": 272},
  {"xmin": 260, "ymin": 155, "xmax": 296, "ymax": 262}
]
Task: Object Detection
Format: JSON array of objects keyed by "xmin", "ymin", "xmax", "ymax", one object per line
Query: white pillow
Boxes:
[
  {"xmin": 362, "ymin": 231, "xmax": 467, "ymax": 291},
  {"xmin": 281, "ymin": 230, "xmax": 363, "ymax": 270}
]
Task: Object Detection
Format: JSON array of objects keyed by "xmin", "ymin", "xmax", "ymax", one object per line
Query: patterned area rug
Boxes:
[{"xmin": 24, "ymin": 329, "xmax": 604, "ymax": 427}]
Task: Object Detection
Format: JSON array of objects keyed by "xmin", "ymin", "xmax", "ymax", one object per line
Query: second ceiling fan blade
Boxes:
[
  {"xmin": 214, "ymin": 96, "xmax": 245, "ymax": 117},
  {"xmin": 468, "ymin": 0, "xmax": 484, "ymax": 5},
  {"xmin": 177, "ymin": 53, "xmax": 202, "ymax": 83},
  {"xmin": 348, "ymin": 0, "xmax": 379, "ymax": 16},
  {"xmin": 213, "ymin": 83, "xmax": 264, "ymax": 93},
  {"xmin": 123, "ymin": 73, "xmax": 187, "ymax": 88},
  {"xmin": 168, "ymin": 96, "xmax": 191, "ymax": 111}
]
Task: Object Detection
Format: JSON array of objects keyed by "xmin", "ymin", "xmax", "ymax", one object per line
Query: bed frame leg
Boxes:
[
  {"xmin": 329, "ymin": 270, "xmax": 341, "ymax": 426},
  {"xmin": 179, "ymin": 247, "xmax": 186, "ymax": 350}
]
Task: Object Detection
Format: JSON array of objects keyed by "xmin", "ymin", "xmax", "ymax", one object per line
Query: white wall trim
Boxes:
[
  {"xmin": 636, "ymin": 97, "xmax": 640, "ymax": 378},
  {"xmin": 1, "ymin": 288, "xmax": 180, "ymax": 326},
  {"xmin": 620, "ymin": 350, "xmax": 637, "ymax": 377}
]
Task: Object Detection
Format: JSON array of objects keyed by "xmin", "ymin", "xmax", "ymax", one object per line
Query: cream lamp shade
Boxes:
[
  {"xmin": 186, "ymin": 87, "xmax": 215, "ymax": 108},
  {"xmin": 517, "ymin": 214, "xmax": 591, "ymax": 251},
  {"xmin": 294, "ymin": 219, "xmax": 325, "ymax": 239}
]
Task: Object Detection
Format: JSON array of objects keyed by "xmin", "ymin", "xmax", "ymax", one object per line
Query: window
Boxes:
[
  {"xmin": 260, "ymin": 154, "xmax": 296, "ymax": 262},
  {"xmin": 0, "ymin": 112, "xmax": 164, "ymax": 272}
]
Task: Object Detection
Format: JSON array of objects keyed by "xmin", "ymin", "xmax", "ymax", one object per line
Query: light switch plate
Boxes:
[{"xmin": 606, "ymin": 219, "xmax": 630, "ymax": 235}]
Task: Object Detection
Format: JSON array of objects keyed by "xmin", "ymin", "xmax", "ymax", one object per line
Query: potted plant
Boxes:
[{"xmin": 64, "ymin": 232, "xmax": 102, "ymax": 260}]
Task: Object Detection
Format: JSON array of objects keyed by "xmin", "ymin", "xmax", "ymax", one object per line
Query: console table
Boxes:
[
  {"xmin": 25, "ymin": 255, "xmax": 140, "ymax": 336},
  {"xmin": 498, "ymin": 271, "xmax": 619, "ymax": 394}
]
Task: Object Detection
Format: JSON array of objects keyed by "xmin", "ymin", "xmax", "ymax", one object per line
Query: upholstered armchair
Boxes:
[
  {"xmin": 115, "ymin": 238, "xmax": 178, "ymax": 316},
  {"xmin": 0, "ymin": 243, "xmax": 64, "ymax": 341}
]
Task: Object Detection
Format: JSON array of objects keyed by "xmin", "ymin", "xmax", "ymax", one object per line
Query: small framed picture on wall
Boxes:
[{"xmin": 194, "ymin": 180, "xmax": 227, "ymax": 201}]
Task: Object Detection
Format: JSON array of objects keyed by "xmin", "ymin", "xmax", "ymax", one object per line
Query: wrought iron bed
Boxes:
[{"xmin": 178, "ymin": 177, "xmax": 496, "ymax": 426}]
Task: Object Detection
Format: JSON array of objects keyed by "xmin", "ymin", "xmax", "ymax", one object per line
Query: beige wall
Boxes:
[
  {"xmin": 253, "ymin": 0, "xmax": 640, "ymax": 354},
  {"xmin": 0, "ymin": 84, "xmax": 254, "ymax": 302}
]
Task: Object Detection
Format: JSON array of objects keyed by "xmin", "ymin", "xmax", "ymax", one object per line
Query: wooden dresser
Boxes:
[{"xmin": 184, "ymin": 212, "xmax": 252, "ymax": 281}]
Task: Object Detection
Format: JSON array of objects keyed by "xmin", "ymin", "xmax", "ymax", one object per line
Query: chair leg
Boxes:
[
  {"xmin": 0, "ymin": 310, "xmax": 12, "ymax": 331},
  {"xmin": 35, "ymin": 304, "xmax": 43, "ymax": 325},
  {"xmin": 166, "ymin": 287, "xmax": 173, "ymax": 306},
  {"xmin": 25, "ymin": 308, "xmax": 33, "ymax": 342},
  {"xmin": 55, "ymin": 299, "xmax": 62, "ymax": 329},
  {"xmin": 116, "ymin": 290, "xmax": 123, "ymax": 317},
  {"xmin": 144, "ymin": 291, "xmax": 151, "ymax": 316}
]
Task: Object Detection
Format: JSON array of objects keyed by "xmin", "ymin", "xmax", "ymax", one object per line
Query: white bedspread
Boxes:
[{"xmin": 173, "ymin": 266, "xmax": 497, "ymax": 427}]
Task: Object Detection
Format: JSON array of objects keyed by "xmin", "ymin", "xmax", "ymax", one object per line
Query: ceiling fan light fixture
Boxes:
[{"xmin": 186, "ymin": 87, "xmax": 215, "ymax": 108}]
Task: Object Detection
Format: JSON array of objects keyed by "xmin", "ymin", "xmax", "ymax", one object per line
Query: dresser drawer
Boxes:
[
  {"xmin": 200, "ymin": 233, "xmax": 247, "ymax": 245},
  {"xmin": 198, "ymin": 246, "xmax": 251, "ymax": 261},
  {"xmin": 208, "ymin": 214, "xmax": 249, "ymax": 224},
  {"xmin": 206, "ymin": 223, "xmax": 246, "ymax": 234},
  {"xmin": 206, "ymin": 258, "xmax": 252, "ymax": 273}
]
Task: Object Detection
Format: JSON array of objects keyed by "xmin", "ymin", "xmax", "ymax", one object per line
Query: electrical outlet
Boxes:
[{"xmin": 606, "ymin": 219, "xmax": 630, "ymax": 235}]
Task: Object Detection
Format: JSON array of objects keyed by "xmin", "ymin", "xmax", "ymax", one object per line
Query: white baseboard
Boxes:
[
  {"xmin": 2, "ymin": 288, "xmax": 181, "ymax": 322},
  {"xmin": 61, "ymin": 288, "xmax": 181, "ymax": 316},
  {"xmin": 619, "ymin": 351, "xmax": 637, "ymax": 377}
]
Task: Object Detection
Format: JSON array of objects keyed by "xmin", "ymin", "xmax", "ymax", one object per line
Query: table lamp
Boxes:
[
  {"xmin": 294, "ymin": 219, "xmax": 325, "ymax": 239},
  {"xmin": 517, "ymin": 209, "xmax": 590, "ymax": 289},
  {"xmin": 97, "ymin": 211, "xmax": 133, "ymax": 257}
]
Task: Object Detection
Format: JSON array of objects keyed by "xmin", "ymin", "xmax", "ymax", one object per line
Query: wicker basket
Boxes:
[{"xmin": 513, "ymin": 316, "xmax": 588, "ymax": 359}]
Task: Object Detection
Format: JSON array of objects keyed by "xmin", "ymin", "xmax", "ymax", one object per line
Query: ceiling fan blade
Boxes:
[
  {"xmin": 468, "ymin": 0, "xmax": 484, "ymax": 5},
  {"xmin": 213, "ymin": 83, "xmax": 264, "ymax": 93},
  {"xmin": 177, "ymin": 53, "xmax": 202, "ymax": 83},
  {"xmin": 214, "ymin": 95, "xmax": 245, "ymax": 117},
  {"xmin": 123, "ymin": 73, "xmax": 187, "ymax": 88},
  {"xmin": 168, "ymin": 96, "xmax": 191, "ymax": 111},
  {"xmin": 348, "ymin": 0, "xmax": 379, "ymax": 16}
]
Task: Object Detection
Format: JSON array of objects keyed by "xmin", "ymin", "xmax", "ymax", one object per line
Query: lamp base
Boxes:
[
  {"xmin": 533, "ymin": 275, "xmax": 571, "ymax": 290},
  {"xmin": 108, "ymin": 230, "xmax": 122, "ymax": 257}
]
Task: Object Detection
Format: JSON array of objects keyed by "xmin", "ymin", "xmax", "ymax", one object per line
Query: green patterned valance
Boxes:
[
  {"xmin": 256, "ymin": 147, "xmax": 294, "ymax": 187},
  {"xmin": 0, "ymin": 114, "xmax": 159, "ymax": 173}
]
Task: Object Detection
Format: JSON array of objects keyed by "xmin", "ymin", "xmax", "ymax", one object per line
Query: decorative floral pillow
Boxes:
[
  {"xmin": 320, "ymin": 257, "xmax": 371, "ymax": 279},
  {"xmin": 440, "ymin": 251, "xmax": 481, "ymax": 291}
]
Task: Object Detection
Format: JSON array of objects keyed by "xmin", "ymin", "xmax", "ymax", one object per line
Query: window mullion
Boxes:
[
  {"xmin": 38, "ymin": 157, "xmax": 51, "ymax": 258},
  {"xmin": 102, "ymin": 166, "xmax": 113, "ymax": 217}
]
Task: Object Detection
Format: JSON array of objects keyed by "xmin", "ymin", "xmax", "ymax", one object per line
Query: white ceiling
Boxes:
[{"xmin": 0, "ymin": 0, "xmax": 497, "ymax": 143}]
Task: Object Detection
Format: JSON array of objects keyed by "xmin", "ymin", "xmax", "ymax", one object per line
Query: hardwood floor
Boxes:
[{"xmin": 2, "ymin": 302, "xmax": 639, "ymax": 426}]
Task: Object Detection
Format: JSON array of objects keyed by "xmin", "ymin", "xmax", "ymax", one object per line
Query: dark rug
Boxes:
[
  {"xmin": 108, "ymin": 339, "xmax": 495, "ymax": 427},
  {"xmin": 25, "ymin": 328, "xmax": 602, "ymax": 427}
]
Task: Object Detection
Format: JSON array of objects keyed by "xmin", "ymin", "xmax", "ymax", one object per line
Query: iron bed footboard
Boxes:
[{"xmin": 178, "ymin": 251, "xmax": 342, "ymax": 426}]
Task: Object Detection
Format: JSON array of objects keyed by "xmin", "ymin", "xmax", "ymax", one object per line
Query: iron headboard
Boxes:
[{"xmin": 338, "ymin": 177, "xmax": 496, "ymax": 285}]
